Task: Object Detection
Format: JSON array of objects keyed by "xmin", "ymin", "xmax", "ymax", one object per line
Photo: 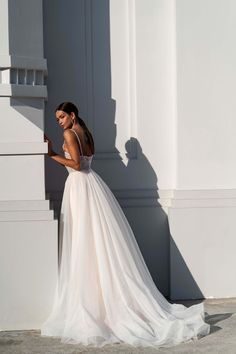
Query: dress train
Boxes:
[{"xmin": 41, "ymin": 129, "xmax": 210, "ymax": 348}]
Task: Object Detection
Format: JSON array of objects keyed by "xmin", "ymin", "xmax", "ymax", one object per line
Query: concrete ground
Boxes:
[{"xmin": 1, "ymin": 299, "xmax": 236, "ymax": 354}]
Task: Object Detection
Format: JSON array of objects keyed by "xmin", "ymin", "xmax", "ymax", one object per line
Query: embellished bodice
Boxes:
[{"xmin": 63, "ymin": 129, "xmax": 93, "ymax": 173}]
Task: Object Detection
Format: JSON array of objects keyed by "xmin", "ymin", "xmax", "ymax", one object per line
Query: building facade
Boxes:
[{"xmin": 1, "ymin": 0, "xmax": 236, "ymax": 329}]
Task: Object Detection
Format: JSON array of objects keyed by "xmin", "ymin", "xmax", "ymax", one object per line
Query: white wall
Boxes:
[
  {"xmin": 43, "ymin": 0, "xmax": 236, "ymax": 300},
  {"xmin": 109, "ymin": 0, "xmax": 176, "ymax": 189},
  {"xmin": 44, "ymin": 0, "xmax": 176, "ymax": 190},
  {"xmin": 43, "ymin": 0, "xmax": 175, "ymax": 296},
  {"xmin": 176, "ymin": 0, "xmax": 236, "ymax": 189},
  {"xmin": 169, "ymin": 0, "xmax": 236, "ymax": 299},
  {"xmin": 8, "ymin": 0, "xmax": 44, "ymax": 57}
]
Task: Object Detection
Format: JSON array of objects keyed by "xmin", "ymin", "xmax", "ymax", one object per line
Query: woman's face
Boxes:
[{"xmin": 55, "ymin": 110, "xmax": 74, "ymax": 130}]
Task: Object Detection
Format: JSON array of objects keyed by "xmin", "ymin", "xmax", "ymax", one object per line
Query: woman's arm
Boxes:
[{"xmin": 44, "ymin": 130, "xmax": 81, "ymax": 171}]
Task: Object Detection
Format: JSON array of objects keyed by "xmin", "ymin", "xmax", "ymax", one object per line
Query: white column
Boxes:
[
  {"xmin": 0, "ymin": 0, "xmax": 57, "ymax": 329},
  {"xmin": 43, "ymin": 0, "xmax": 175, "ymax": 296}
]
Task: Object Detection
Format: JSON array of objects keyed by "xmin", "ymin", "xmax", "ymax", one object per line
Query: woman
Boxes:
[{"xmin": 41, "ymin": 102, "xmax": 210, "ymax": 348}]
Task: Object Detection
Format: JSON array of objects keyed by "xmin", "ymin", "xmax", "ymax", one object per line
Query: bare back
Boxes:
[{"xmin": 63, "ymin": 127, "xmax": 94, "ymax": 157}]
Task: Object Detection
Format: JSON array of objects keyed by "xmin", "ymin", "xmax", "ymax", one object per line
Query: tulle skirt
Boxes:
[{"xmin": 41, "ymin": 168, "xmax": 210, "ymax": 348}]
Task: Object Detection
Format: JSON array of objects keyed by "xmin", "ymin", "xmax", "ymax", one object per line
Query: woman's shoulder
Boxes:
[
  {"xmin": 63, "ymin": 128, "xmax": 80, "ymax": 140},
  {"xmin": 64, "ymin": 128, "xmax": 74, "ymax": 135}
]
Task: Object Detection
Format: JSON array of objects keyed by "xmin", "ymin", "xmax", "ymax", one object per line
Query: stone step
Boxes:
[
  {"xmin": 0, "ymin": 210, "xmax": 54, "ymax": 221},
  {"xmin": 0, "ymin": 200, "xmax": 50, "ymax": 211}
]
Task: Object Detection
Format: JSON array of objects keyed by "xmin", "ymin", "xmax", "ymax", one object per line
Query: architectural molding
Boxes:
[
  {"xmin": 170, "ymin": 189, "xmax": 236, "ymax": 208},
  {"xmin": 0, "ymin": 200, "xmax": 50, "ymax": 211},
  {"xmin": 47, "ymin": 188, "xmax": 173, "ymax": 209},
  {"xmin": 169, "ymin": 189, "xmax": 236, "ymax": 299},
  {"xmin": 0, "ymin": 84, "xmax": 47, "ymax": 98},
  {"xmin": 0, "ymin": 54, "xmax": 47, "ymax": 98},
  {"xmin": 92, "ymin": 151, "xmax": 122, "ymax": 160},
  {"xmin": 0, "ymin": 55, "xmax": 47, "ymax": 71},
  {"xmin": 0, "ymin": 142, "xmax": 48, "ymax": 154},
  {"xmin": 0, "ymin": 210, "xmax": 54, "ymax": 222},
  {"xmin": 49, "ymin": 188, "xmax": 236, "ymax": 212}
]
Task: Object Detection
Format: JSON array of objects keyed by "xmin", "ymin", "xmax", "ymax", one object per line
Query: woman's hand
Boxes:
[{"xmin": 44, "ymin": 133, "xmax": 55, "ymax": 156}]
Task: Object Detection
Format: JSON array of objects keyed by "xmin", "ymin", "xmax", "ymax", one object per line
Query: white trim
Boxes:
[
  {"xmin": 46, "ymin": 189, "xmax": 236, "ymax": 209},
  {"xmin": 173, "ymin": 189, "xmax": 236, "ymax": 199},
  {"xmin": 0, "ymin": 84, "xmax": 47, "ymax": 98},
  {"xmin": 0, "ymin": 210, "xmax": 54, "ymax": 222},
  {"xmin": 0, "ymin": 200, "xmax": 50, "ymax": 211},
  {"xmin": 0, "ymin": 142, "xmax": 48, "ymax": 155},
  {"xmin": 47, "ymin": 188, "xmax": 173, "ymax": 209},
  {"xmin": 170, "ymin": 189, "xmax": 236, "ymax": 208},
  {"xmin": 93, "ymin": 151, "xmax": 121, "ymax": 160},
  {"xmin": 0, "ymin": 55, "xmax": 47, "ymax": 71}
]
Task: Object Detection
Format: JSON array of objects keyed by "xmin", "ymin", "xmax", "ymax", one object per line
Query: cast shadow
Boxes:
[
  {"xmin": 205, "ymin": 312, "xmax": 233, "ymax": 334},
  {"xmin": 169, "ymin": 237, "xmax": 204, "ymax": 300},
  {"xmin": 43, "ymin": 0, "xmax": 206, "ymax": 299}
]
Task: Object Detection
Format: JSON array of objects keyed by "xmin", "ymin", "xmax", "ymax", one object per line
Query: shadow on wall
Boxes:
[
  {"xmin": 118, "ymin": 138, "xmax": 170, "ymax": 295},
  {"xmin": 43, "ymin": 0, "xmax": 203, "ymax": 299},
  {"xmin": 170, "ymin": 237, "xmax": 204, "ymax": 300}
]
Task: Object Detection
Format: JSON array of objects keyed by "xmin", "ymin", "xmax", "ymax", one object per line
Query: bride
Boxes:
[{"xmin": 41, "ymin": 101, "xmax": 210, "ymax": 348}]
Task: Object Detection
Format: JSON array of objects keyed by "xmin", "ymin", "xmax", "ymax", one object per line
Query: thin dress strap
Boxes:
[{"xmin": 70, "ymin": 129, "xmax": 83, "ymax": 156}]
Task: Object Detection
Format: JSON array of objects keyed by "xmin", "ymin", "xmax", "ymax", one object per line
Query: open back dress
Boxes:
[{"xmin": 41, "ymin": 128, "xmax": 210, "ymax": 348}]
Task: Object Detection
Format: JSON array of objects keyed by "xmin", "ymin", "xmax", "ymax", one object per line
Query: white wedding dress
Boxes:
[{"xmin": 41, "ymin": 129, "xmax": 210, "ymax": 348}]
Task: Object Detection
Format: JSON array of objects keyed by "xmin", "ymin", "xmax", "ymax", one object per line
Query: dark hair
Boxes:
[{"xmin": 55, "ymin": 102, "xmax": 95, "ymax": 154}]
